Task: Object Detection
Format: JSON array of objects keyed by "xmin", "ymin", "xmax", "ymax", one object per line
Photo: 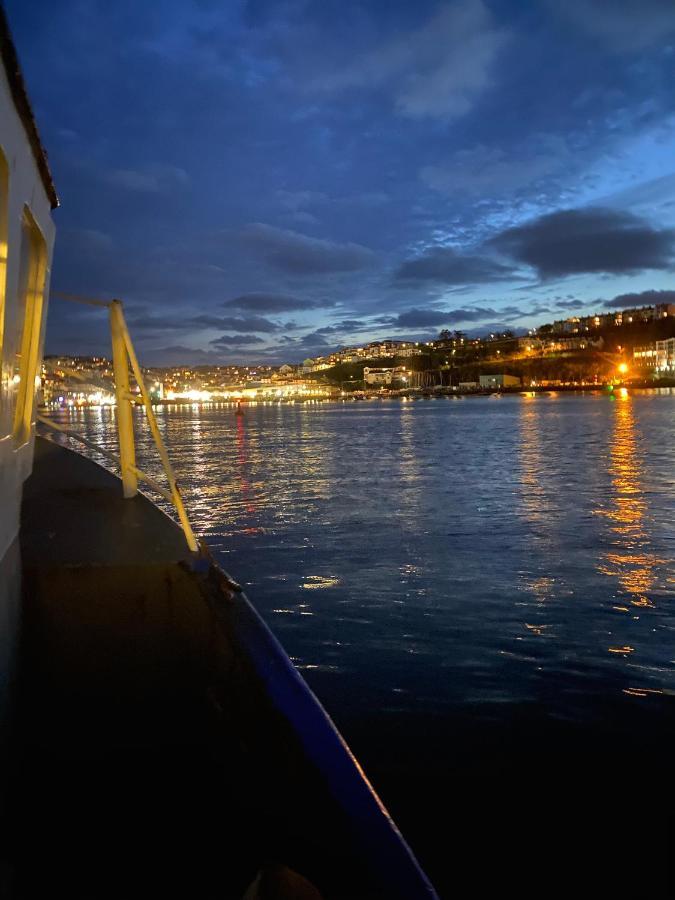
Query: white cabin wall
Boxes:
[{"xmin": 0, "ymin": 63, "xmax": 55, "ymax": 560}]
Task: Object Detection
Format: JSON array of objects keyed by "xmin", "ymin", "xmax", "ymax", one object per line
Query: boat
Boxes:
[{"xmin": 0, "ymin": 10, "xmax": 436, "ymax": 899}]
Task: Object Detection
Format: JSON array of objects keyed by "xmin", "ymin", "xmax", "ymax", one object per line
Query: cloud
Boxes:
[
  {"xmin": 209, "ymin": 334, "xmax": 267, "ymax": 346},
  {"xmin": 107, "ymin": 164, "xmax": 190, "ymax": 193},
  {"xmin": 490, "ymin": 207, "xmax": 675, "ymax": 279},
  {"xmin": 126, "ymin": 313, "xmax": 186, "ymax": 331},
  {"xmin": 191, "ymin": 314, "xmax": 280, "ymax": 333},
  {"xmin": 517, "ymin": 303, "xmax": 550, "ymax": 317},
  {"xmin": 604, "ymin": 289, "xmax": 675, "ymax": 309},
  {"xmin": 392, "ymin": 309, "xmax": 455, "ymax": 328},
  {"xmin": 420, "ymin": 138, "xmax": 569, "ymax": 197},
  {"xmin": 276, "ymin": 189, "xmax": 327, "ymax": 211},
  {"xmin": 240, "ymin": 223, "xmax": 375, "ymax": 274},
  {"xmin": 277, "ymin": 330, "xmax": 333, "ymax": 359},
  {"xmin": 551, "ymin": 0, "xmax": 675, "ymax": 51},
  {"xmin": 289, "ymin": 211, "xmax": 320, "ymax": 226},
  {"xmin": 392, "ymin": 306, "xmax": 522, "ymax": 328},
  {"xmin": 553, "ymin": 298, "xmax": 587, "ymax": 310},
  {"xmin": 224, "ymin": 293, "xmax": 320, "ymax": 312},
  {"xmin": 63, "ymin": 227, "xmax": 114, "ymax": 253},
  {"xmin": 295, "ymin": 332, "xmax": 330, "ymax": 347},
  {"xmin": 395, "ymin": 246, "xmax": 516, "ymax": 285},
  {"xmin": 308, "ymin": 0, "xmax": 508, "ymax": 121},
  {"xmin": 277, "ymin": 188, "xmax": 390, "ymax": 211},
  {"xmin": 126, "ymin": 312, "xmax": 280, "ymax": 333},
  {"xmin": 314, "ymin": 319, "xmax": 367, "ymax": 335},
  {"xmin": 142, "ymin": 345, "xmax": 225, "ymax": 366}
]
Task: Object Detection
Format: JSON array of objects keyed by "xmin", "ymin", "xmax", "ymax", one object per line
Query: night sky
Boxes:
[{"xmin": 8, "ymin": 0, "xmax": 675, "ymax": 364}]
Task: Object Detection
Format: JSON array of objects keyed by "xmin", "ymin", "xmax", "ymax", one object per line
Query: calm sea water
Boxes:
[{"xmin": 50, "ymin": 390, "xmax": 675, "ymax": 893}]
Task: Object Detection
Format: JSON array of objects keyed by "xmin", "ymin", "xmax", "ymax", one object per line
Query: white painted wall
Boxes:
[{"xmin": 0, "ymin": 65, "xmax": 56, "ymax": 560}]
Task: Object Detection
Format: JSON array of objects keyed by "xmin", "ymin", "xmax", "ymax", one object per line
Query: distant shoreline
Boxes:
[{"xmin": 42, "ymin": 380, "xmax": 675, "ymax": 410}]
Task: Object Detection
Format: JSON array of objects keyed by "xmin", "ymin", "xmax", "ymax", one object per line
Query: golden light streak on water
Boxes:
[
  {"xmin": 302, "ymin": 575, "xmax": 342, "ymax": 590},
  {"xmin": 518, "ymin": 402, "xmax": 549, "ymax": 529},
  {"xmin": 595, "ymin": 393, "xmax": 665, "ymax": 608}
]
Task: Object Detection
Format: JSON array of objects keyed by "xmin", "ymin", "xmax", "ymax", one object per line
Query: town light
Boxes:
[{"xmin": 618, "ymin": 363, "xmax": 628, "ymax": 375}]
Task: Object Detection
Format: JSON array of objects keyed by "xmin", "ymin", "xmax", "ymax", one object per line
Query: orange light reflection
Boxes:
[{"xmin": 595, "ymin": 394, "xmax": 664, "ymax": 607}]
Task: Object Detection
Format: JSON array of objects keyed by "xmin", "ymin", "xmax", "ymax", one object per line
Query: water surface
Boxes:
[{"xmin": 53, "ymin": 391, "xmax": 675, "ymax": 894}]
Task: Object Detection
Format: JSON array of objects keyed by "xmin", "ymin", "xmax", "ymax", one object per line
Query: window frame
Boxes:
[{"xmin": 12, "ymin": 205, "xmax": 47, "ymax": 447}]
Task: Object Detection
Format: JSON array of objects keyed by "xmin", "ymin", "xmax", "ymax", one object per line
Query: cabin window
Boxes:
[
  {"xmin": 12, "ymin": 207, "xmax": 47, "ymax": 446},
  {"xmin": 0, "ymin": 148, "xmax": 7, "ymax": 364}
]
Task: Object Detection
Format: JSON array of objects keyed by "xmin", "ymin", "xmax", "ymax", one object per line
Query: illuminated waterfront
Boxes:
[{"xmin": 49, "ymin": 390, "xmax": 675, "ymax": 893}]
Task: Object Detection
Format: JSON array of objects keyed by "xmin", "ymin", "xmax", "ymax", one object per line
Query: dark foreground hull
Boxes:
[{"xmin": 2, "ymin": 439, "xmax": 436, "ymax": 899}]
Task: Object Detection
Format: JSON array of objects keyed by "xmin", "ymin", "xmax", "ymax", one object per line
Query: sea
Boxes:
[{"xmin": 50, "ymin": 389, "xmax": 675, "ymax": 896}]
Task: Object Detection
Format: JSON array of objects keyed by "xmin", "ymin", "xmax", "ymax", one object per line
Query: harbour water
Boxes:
[{"xmin": 49, "ymin": 390, "xmax": 675, "ymax": 894}]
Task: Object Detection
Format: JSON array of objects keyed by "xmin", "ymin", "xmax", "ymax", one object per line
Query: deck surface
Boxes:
[{"xmin": 21, "ymin": 436, "xmax": 191, "ymax": 567}]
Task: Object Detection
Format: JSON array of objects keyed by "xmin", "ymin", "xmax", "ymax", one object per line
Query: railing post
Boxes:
[
  {"xmin": 115, "ymin": 303, "xmax": 199, "ymax": 553},
  {"xmin": 110, "ymin": 299, "xmax": 137, "ymax": 498}
]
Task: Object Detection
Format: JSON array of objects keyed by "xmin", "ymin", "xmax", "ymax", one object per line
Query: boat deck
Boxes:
[{"xmin": 21, "ymin": 437, "xmax": 192, "ymax": 567}]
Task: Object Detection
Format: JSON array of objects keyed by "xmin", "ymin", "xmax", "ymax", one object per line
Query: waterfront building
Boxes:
[
  {"xmin": 362, "ymin": 365, "xmax": 408, "ymax": 385},
  {"xmin": 479, "ymin": 374, "xmax": 521, "ymax": 388},
  {"xmin": 633, "ymin": 344, "xmax": 659, "ymax": 370},
  {"xmin": 633, "ymin": 338, "xmax": 675, "ymax": 375},
  {"xmin": 656, "ymin": 337, "xmax": 675, "ymax": 374},
  {"xmin": 363, "ymin": 368, "xmax": 391, "ymax": 385}
]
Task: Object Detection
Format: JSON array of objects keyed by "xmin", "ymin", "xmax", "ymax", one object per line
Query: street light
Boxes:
[{"xmin": 618, "ymin": 362, "xmax": 628, "ymax": 375}]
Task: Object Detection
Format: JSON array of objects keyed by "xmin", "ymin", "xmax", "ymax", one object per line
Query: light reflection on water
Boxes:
[
  {"xmin": 596, "ymin": 393, "xmax": 665, "ymax": 609},
  {"xmin": 50, "ymin": 393, "xmax": 675, "ymax": 726}
]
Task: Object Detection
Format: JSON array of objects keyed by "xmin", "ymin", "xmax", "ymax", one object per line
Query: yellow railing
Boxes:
[{"xmin": 38, "ymin": 295, "xmax": 199, "ymax": 553}]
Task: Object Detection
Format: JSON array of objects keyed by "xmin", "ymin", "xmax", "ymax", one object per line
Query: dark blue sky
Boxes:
[{"xmin": 9, "ymin": 0, "xmax": 675, "ymax": 364}]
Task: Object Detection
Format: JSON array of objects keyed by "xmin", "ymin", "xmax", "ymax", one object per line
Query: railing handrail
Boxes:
[
  {"xmin": 39, "ymin": 295, "xmax": 199, "ymax": 553},
  {"xmin": 37, "ymin": 414, "xmax": 120, "ymax": 465},
  {"xmin": 37, "ymin": 415, "xmax": 176, "ymax": 506}
]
